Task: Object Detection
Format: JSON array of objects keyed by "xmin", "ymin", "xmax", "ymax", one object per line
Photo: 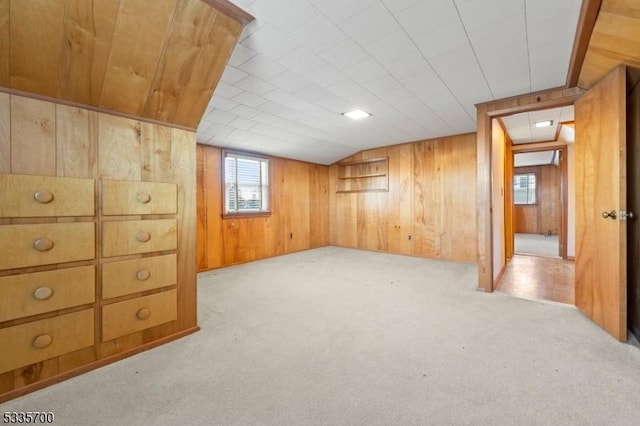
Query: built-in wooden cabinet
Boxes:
[
  {"xmin": 336, "ymin": 157, "xmax": 389, "ymax": 193},
  {"xmin": 0, "ymin": 92, "xmax": 197, "ymax": 403}
]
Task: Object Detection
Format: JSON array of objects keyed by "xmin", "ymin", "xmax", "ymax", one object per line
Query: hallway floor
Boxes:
[{"xmin": 496, "ymin": 254, "xmax": 575, "ymax": 305}]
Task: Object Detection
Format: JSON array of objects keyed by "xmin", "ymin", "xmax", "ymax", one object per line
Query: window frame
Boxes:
[
  {"xmin": 221, "ymin": 149, "xmax": 272, "ymax": 219},
  {"xmin": 513, "ymin": 172, "xmax": 538, "ymax": 206}
]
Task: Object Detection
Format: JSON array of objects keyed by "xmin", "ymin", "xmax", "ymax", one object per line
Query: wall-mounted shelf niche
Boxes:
[{"xmin": 336, "ymin": 157, "xmax": 389, "ymax": 193}]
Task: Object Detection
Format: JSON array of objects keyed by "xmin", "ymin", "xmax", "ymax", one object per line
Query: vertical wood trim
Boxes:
[
  {"xmin": 504, "ymin": 137, "xmax": 514, "ymax": 259},
  {"xmin": 0, "ymin": 93, "xmax": 10, "ymax": 173},
  {"xmin": 10, "ymin": 96, "xmax": 56, "ymax": 176},
  {"xmin": 561, "ymin": 146, "xmax": 568, "ymax": 259},
  {"xmin": 0, "ymin": 0, "xmax": 9, "ymax": 87},
  {"xmin": 566, "ymin": 0, "xmax": 603, "ymax": 88},
  {"xmin": 476, "ymin": 105, "xmax": 493, "ymax": 291},
  {"xmin": 171, "ymin": 127, "xmax": 197, "ymax": 330}
]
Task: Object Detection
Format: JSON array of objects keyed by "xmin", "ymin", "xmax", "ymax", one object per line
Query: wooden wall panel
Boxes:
[
  {"xmin": 10, "ymin": 96, "xmax": 57, "ymax": 176},
  {"xmin": 98, "ymin": 114, "xmax": 142, "ymax": 181},
  {"xmin": 2, "ymin": 0, "xmax": 247, "ymax": 129},
  {"xmin": 9, "ymin": 0, "xmax": 65, "ymax": 96},
  {"xmin": 56, "ymin": 105, "xmax": 97, "ymax": 179},
  {"xmin": 0, "ymin": 0, "xmax": 8, "ymax": 87},
  {"xmin": 0, "ymin": 93, "xmax": 9, "ymax": 173},
  {"xmin": 196, "ymin": 145, "xmax": 329, "ymax": 271},
  {"xmin": 57, "ymin": 0, "xmax": 120, "ymax": 105},
  {"xmin": 99, "ymin": 0, "xmax": 178, "ymax": 116},
  {"xmin": 329, "ymin": 134, "xmax": 477, "ymax": 263}
]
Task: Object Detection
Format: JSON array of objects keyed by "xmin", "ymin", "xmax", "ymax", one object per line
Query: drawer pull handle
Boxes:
[
  {"xmin": 33, "ymin": 286, "xmax": 54, "ymax": 300},
  {"xmin": 32, "ymin": 334, "xmax": 53, "ymax": 349},
  {"xmin": 136, "ymin": 231, "xmax": 151, "ymax": 243},
  {"xmin": 136, "ymin": 270, "xmax": 151, "ymax": 281},
  {"xmin": 136, "ymin": 192, "xmax": 152, "ymax": 204},
  {"xmin": 136, "ymin": 308, "xmax": 151, "ymax": 320},
  {"xmin": 33, "ymin": 238, "xmax": 55, "ymax": 252},
  {"xmin": 34, "ymin": 190, "xmax": 54, "ymax": 204}
]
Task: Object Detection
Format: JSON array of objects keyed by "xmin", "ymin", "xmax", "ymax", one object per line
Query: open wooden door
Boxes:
[{"xmin": 575, "ymin": 65, "xmax": 628, "ymax": 341}]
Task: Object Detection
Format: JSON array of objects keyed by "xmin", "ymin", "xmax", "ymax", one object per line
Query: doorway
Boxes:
[{"xmin": 492, "ymin": 108, "xmax": 576, "ymax": 305}]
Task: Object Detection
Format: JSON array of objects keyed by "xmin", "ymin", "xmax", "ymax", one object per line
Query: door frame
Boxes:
[{"xmin": 476, "ymin": 86, "xmax": 584, "ymax": 292}]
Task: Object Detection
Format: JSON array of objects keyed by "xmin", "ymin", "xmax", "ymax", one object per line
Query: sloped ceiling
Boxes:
[
  {"xmin": 198, "ymin": 0, "xmax": 583, "ymax": 164},
  {"xmin": 0, "ymin": 0, "xmax": 246, "ymax": 128}
]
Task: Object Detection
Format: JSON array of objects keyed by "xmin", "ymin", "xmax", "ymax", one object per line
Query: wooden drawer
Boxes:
[
  {"xmin": 0, "ymin": 266, "xmax": 95, "ymax": 322},
  {"xmin": 0, "ymin": 222, "xmax": 95, "ymax": 270},
  {"xmin": 0, "ymin": 309, "xmax": 94, "ymax": 374},
  {"xmin": 102, "ymin": 219, "xmax": 177, "ymax": 257},
  {"xmin": 102, "ymin": 254, "xmax": 176, "ymax": 299},
  {"xmin": 0, "ymin": 174, "xmax": 94, "ymax": 217},
  {"xmin": 102, "ymin": 179, "xmax": 177, "ymax": 215},
  {"xmin": 102, "ymin": 289, "xmax": 177, "ymax": 341}
]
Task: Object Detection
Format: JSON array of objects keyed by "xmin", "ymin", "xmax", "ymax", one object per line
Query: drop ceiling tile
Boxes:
[
  {"xmin": 262, "ymin": 89, "xmax": 299, "ymax": 104},
  {"xmin": 295, "ymin": 84, "xmax": 333, "ymax": 103},
  {"xmin": 250, "ymin": 0, "xmax": 318, "ymax": 33},
  {"xmin": 229, "ymin": 117, "xmax": 258, "ymax": 131},
  {"xmin": 227, "ymin": 43, "xmax": 258, "ymax": 67},
  {"xmin": 220, "ymin": 66, "xmax": 249, "ymax": 85},
  {"xmin": 396, "ymin": 0, "xmax": 459, "ymax": 38},
  {"xmin": 229, "ymin": 105, "xmax": 261, "ymax": 119},
  {"xmin": 306, "ymin": 64, "xmax": 348, "ymax": 87},
  {"xmin": 204, "ymin": 123, "xmax": 234, "ymax": 140},
  {"xmin": 258, "ymin": 100, "xmax": 291, "ymax": 115},
  {"xmin": 208, "ymin": 96, "xmax": 239, "ymax": 112},
  {"xmin": 287, "ymin": 98, "xmax": 316, "ymax": 112},
  {"xmin": 268, "ymin": 70, "xmax": 311, "ymax": 93},
  {"xmin": 320, "ymin": 39, "xmax": 370, "ymax": 70},
  {"xmin": 344, "ymin": 58, "xmax": 389, "ymax": 83},
  {"xmin": 381, "ymin": 0, "xmax": 423, "ymax": 14},
  {"xmin": 213, "ymin": 82, "xmax": 243, "ymax": 99},
  {"xmin": 457, "ymin": 0, "xmax": 524, "ymax": 33},
  {"xmin": 560, "ymin": 106, "xmax": 574, "ymax": 122},
  {"xmin": 232, "ymin": 92, "xmax": 267, "ymax": 107},
  {"xmin": 279, "ymin": 47, "xmax": 325, "ymax": 74},
  {"xmin": 237, "ymin": 54, "xmax": 287, "ymax": 81},
  {"xmin": 242, "ymin": 24, "xmax": 299, "ymax": 59},
  {"xmin": 253, "ymin": 113, "xmax": 279, "ymax": 125},
  {"xmin": 360, "ymin": 74, "xmax": 403, "ymax": 94},
  {"xmin": 382, "ymin": 52, "xmax": 430, "ymax": 80},
  {"xmin": 340, "ymin": 3, "xmax": 400, "ymax": 46},
  {"xmin": 233, "ymin": 76, "xmax": 276, "ymax": 96},
  {"xmin": 366, "ymin": 31, "xmax": 418, "ymax": 64},
  {"xmin": 205, "ymin": 108, "xmax": 236, "ymax": 125},
  {"xmin": 326, "ymin": 80, "xmax": 365, "ymax": 97},
  {"xmin": 307, "ymin": 0, "xmax": 378, "ymax": 24},
  {"xmin": 290, "ymin": 14, "xmax": 348, "ymax": 54},
  {"xmin": 414, "ymin": 21, "xmax": 469, "ymax": 59}
]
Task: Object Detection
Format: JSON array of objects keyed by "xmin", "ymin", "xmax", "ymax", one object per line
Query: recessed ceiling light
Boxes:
[
  {"xmin": 342, "ymin": 109, "xmax": 371, "ymax": 120},
  {"xmin": 534, "ymin": 120, "xmax": 553, "ymax": 128}
]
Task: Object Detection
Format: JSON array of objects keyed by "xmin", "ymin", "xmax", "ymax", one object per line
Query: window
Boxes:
[
  {"xmin": 513, "ymin": 173, "xmax": 536, "ymax": 205},
  {"xmin": 224, "ymin": 151, "xmax": 269, "ymax": 215}
]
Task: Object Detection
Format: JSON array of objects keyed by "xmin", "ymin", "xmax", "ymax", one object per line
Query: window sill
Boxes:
[{"xmin": 222, "ymin": 212, "xmax": 272, "ymax": 219}]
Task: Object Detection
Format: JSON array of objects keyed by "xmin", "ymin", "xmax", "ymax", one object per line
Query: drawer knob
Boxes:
[
  {"xmin": 136, "ymin": 192, "xmax": 152, "ymax": 204},
  {"xmin": 33, "ymin": 286, "xmax": 54, "ymax": 300},
  {"xmin": 33, "ymin": 238, "xmax": 55, "ymax": 252},
  {"xmin": 136, "ymin": 308, "xmax": 151, "ymax": 320},
  {"xmin": 32, "ymin": 334, "xmax": 53, "ymax": 349},
  {"xmin": 136, "ymin": 270, "xmax": 151, "ymax": 281},
  {"xmin": 136, "ymin": 231, "xmax": 151, "ymax": 243},
  {"xmin": 33, "ymin": 190, "xmax": 54, "ymax": 204}
]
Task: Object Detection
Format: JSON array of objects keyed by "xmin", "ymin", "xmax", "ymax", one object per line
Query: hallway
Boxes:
[{"xmin": 496, "ymin": 255, "xmax": 575, "ymax": 305}]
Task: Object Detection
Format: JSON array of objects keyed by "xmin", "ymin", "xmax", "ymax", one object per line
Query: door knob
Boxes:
[
  {"xmin": 601, "ymin": 210, "xmax": 617, "ymax": 219},
  {"xmin": 620, "ymin": 211, "xmax": 635, "ymax": 220}
]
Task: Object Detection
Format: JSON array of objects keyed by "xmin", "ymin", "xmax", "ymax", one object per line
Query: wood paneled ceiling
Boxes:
[
  {"xmin": 578, "ymin": 0, "xmax": 640, "ymax": 88},
  {"xmin": 0, "ymin": 0, "xmax": 250, "ymax": 129}
]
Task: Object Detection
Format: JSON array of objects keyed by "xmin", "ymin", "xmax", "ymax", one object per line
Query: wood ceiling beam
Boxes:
[{"xmin": 566, "ymin": 0, "xmax": 603, "ymax": 88}]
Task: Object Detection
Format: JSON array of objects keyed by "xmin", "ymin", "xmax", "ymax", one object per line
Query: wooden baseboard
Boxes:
[
  {"xmin": 0, "ymin": 326, "xmax": 200, "ymax": 404},
  {"xmin": 567, "ymin": 256, "xmax": 576, "ymax": 261}
]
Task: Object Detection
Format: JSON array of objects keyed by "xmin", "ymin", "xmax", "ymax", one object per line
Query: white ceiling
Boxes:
[
  {"xmin": 514, "ymin": 150, "xmax": 558, "ymax": 167},
  {"xmin": 197, "ymin": 0, "xmax": 582, "ymax": 165},
  {"xmin": 501, "ymin": 106, "xmax": 574, "ymax": 144}
]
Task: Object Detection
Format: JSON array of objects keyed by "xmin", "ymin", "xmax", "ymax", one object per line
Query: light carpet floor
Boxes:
[
  {"xmin": 515, "ymin": 233, "xmax": 560, "ymax": 257},
  {"xmin": 2, "ymin": 247, "xmax": 640, "ymax": 425}
]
